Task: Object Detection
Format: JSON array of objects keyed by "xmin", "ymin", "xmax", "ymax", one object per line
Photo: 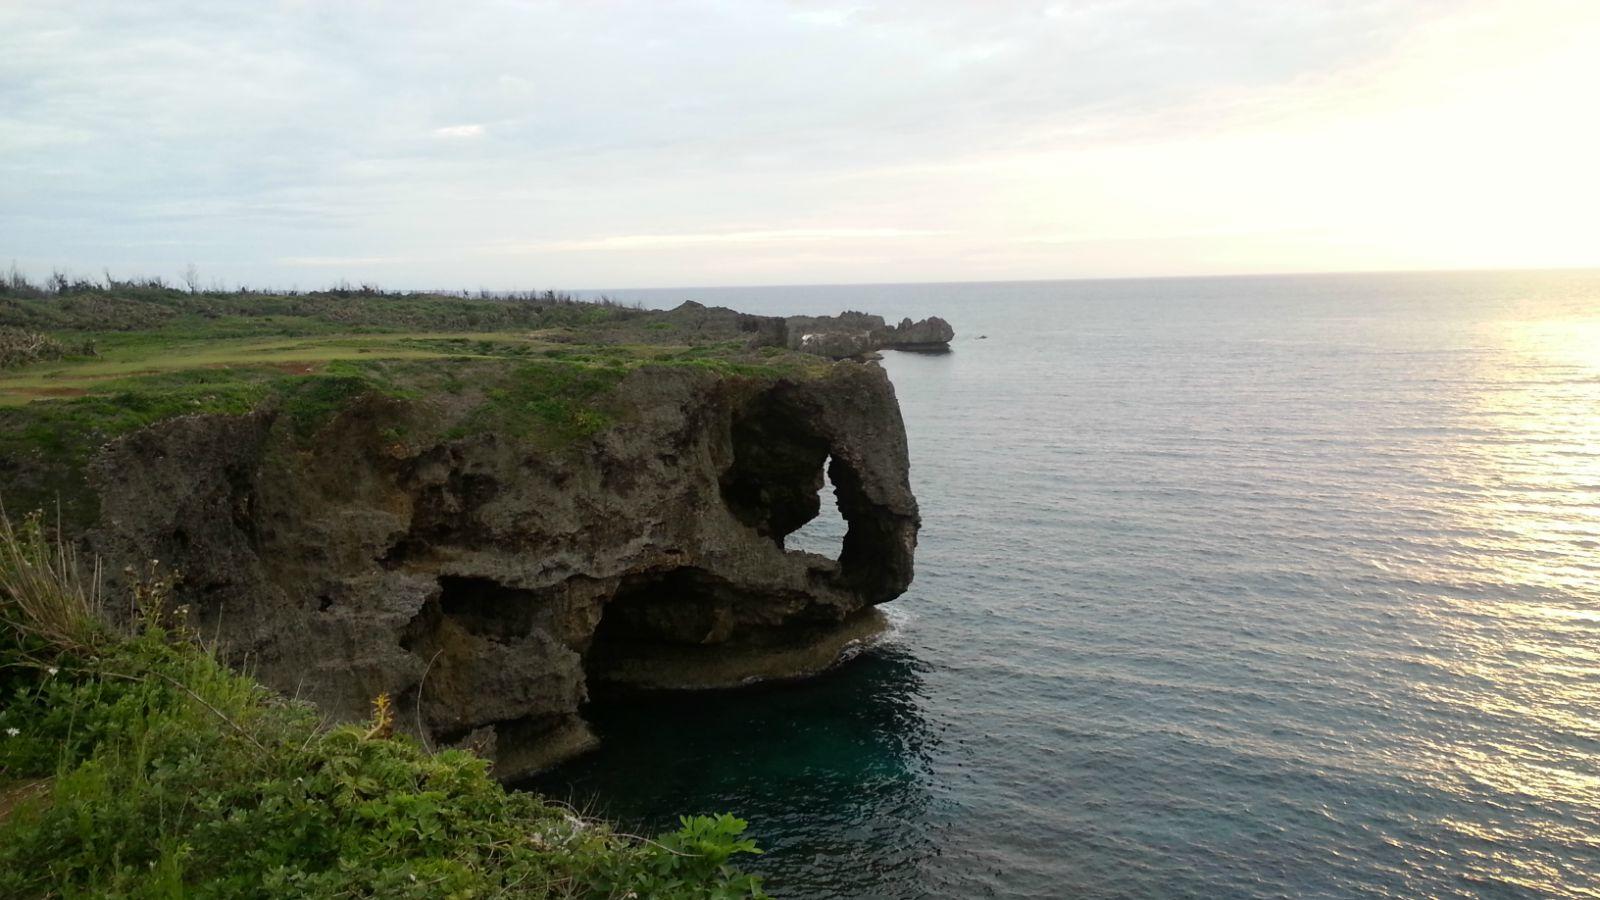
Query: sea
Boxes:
[{"xmin": 532, "ymin": 270, "xmax": 1600, "ymax": 898}]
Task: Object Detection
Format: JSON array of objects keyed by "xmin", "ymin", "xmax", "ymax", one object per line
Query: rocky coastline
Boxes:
[{"xmin": 0, "ymin": 289, "xmax": 949, "ymax": 779}]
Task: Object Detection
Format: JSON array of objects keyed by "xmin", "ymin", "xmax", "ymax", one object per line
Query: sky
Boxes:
[{"xmin": 3, "ymin": 0, "xmax": 1599, "ymax": 290}]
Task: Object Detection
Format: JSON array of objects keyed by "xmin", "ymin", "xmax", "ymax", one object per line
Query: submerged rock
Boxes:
[{"xmin": 81, "ymin": 360, "xmax": 920, "ymax": 778}]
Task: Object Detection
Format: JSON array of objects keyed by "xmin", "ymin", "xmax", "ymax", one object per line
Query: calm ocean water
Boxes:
[{"xmin": 536, "ymin": 271, "xmax": 1600, "ymax": 898}]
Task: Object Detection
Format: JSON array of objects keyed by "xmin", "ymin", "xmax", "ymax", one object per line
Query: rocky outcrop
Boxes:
[
  {"xmin": 644, "ymin": 300, "xmax": 788, "ymax": 347},
  {"xmin": 602, "ymin": 301, "xmax": 955, "ymax": 360},
  {"xmin": 780, "ymin": 310, "xmax": 955, "ymax": 359},
  {"xmin": 882, "ymin": 316, "xmax": 955, "ymax": 352},
  {"xmin": 82, "ymin": 361, "xmax": 919, "ymax": 778}
]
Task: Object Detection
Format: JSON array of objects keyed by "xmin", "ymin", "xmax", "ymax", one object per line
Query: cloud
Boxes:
[
  {"xmin": 431, "ymin": 124, "xmax": 485, "ymax": 139},
  {"xmin": 276, "ymin": 256, "xmax": 402, "ymax": 267},
  {"xmin": 1, "ymin": 0, "xmax": 1596, "ymax": 287},
  {"xmin": 512, "ymin": 228, "xmax": 947, "ymax": 253}
]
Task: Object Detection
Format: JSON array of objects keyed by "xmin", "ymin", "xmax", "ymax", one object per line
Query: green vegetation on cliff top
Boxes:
[
  {"xmin": 0, "ymin": 276, "xmax": 816, "ymax": 406},
  {"xmin": 0, "ymin": 276, "xmax": 825, "ymax": 527},
  {"xmin": 0, "ymin": 502, "xmax": 766, "ymax": 897}
]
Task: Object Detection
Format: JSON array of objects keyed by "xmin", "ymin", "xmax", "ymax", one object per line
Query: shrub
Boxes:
[{"xmin": 0, "ymin": 328, "xmax": 66, "ymax": 370}]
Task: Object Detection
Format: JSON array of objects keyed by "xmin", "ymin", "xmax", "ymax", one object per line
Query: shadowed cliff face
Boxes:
[{"xmin": 83, "ymin": 361, "xmax": 918, "ymax": 777}]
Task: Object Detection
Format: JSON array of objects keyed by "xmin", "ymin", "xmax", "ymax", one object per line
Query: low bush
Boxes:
[{"xmin": 0, "ymin": 329, "xmax": 66, "ymax": 370}]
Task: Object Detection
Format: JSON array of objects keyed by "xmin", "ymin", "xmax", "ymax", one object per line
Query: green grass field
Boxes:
[
  {"xmin": 0, "ymin": 281, "xmax": 815, "ymax": 407},
  {"xmin": 0, "ymin": 330, "xmax": 588, "ymax": 406}
]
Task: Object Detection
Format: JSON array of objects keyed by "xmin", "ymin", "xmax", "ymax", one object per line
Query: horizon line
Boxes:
[
  {"xmin": 577, "ymin": 263, "xmax": 1600, "ymax": 295},
  {"xmin": 11, "ymin": 261, "xmax": 1600, "ymax": 298}
]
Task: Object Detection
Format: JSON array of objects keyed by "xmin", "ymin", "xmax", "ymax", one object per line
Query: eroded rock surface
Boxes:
[
  {"xmin": 84, "ymin": 361, "xmax": 919, "ymax": 777},
  {"xmin": 883, "ymin": 315, "xmax": 955, "ymax": 351}
]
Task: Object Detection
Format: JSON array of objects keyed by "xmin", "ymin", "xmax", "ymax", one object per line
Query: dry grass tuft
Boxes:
[{"xmin": 0, "ymin": 506, "xmax": 106, "ymax": 653}]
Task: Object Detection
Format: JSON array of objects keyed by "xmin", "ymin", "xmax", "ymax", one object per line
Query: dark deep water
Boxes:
[{"xmin": 533, "ymin": 270, "xmax": 1600, "ymax": 898}]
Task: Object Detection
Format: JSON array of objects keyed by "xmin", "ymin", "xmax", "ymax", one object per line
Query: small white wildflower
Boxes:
[
  {"xmin": 4, "ymin": 727, "xmax": 18, "ymax": 737},
  {"xmin": 46, "ymin": 666, "xmax": 58, "ymax": 676}
]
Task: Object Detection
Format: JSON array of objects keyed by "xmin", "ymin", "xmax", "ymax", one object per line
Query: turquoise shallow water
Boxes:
[{"xmin": 535, "ymin": 271, "xmax": 1600, "ymax": 898}]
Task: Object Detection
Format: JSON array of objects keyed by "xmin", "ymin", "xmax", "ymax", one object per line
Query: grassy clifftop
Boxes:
[
  {"xmin": 0, "ymin": 278, "xmax": 827, "ymax": 529},
  {"xmin": 0, "ymin": 276, "xmax": 819, "ymax": 404}
]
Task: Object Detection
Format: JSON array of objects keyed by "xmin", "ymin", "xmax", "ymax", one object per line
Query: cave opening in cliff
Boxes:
[
  {"xmin": 583, "ymin": 566, "xmax": 745, "ymax": 692},
  {"xmin": 721, "ymin": 389, "xmax": 849, "ymax": 562},
  {"xmin": 721, "ymin": 392, "xmax": 829, "ymax": 544},
  {"xmin": 720, "ymin": 387, "xmax": 910, "ymax": 596},
  {"xmin": 591, "ymin": 567, "xmax": 736, "ymax": 649},
  {"xmin": 785, "ymin": 454, "xmax": 847, "ymax": 560},
  {"xmin": 401, "ymin": 576, "xmax": 543, "ymax": 652},
  {"xmin": 439, "ymin": 575, "xmax": 545, "ymax": 640}
]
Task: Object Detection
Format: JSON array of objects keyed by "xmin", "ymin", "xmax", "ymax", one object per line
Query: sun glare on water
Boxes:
[{"xmin": 1394, "ymin": 298, "xmax": 1600, "ymax": 875}]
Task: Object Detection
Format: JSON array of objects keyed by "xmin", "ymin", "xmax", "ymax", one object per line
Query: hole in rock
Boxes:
[
  {"xmin": 437, "ymin": 576, "xmax": 542, "ymax": 640},
  {"xmin": 784, "ymin": 455, "xmax": 847, "ymax": 560},
  {"xmin": 582, "ymin": 566, "xmax": 753, "ymax": 693},
  {"xmin": 720, "ymin": 391, "xmax": 829, "ymax": 543},
  {"xmin": 718, "ymin": 387, "xmax": 910, "ymax": 598},
  {"xmin": 402, "ymin": 576, "xmax": 543, "ymax": 650},
  {"xmin": 590, "ymin": 568, "xmax": 736, "ymax": 651}
]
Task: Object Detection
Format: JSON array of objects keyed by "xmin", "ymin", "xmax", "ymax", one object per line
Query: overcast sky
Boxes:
[{"xmin": 3, "ymin": 1, "xmax": 1598, "ymax": 289}]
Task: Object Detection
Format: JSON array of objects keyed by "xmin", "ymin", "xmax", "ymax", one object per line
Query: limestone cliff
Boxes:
[{"xmin": 82, "ymin": 360, "xmax": 919, "ymax": 777}]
